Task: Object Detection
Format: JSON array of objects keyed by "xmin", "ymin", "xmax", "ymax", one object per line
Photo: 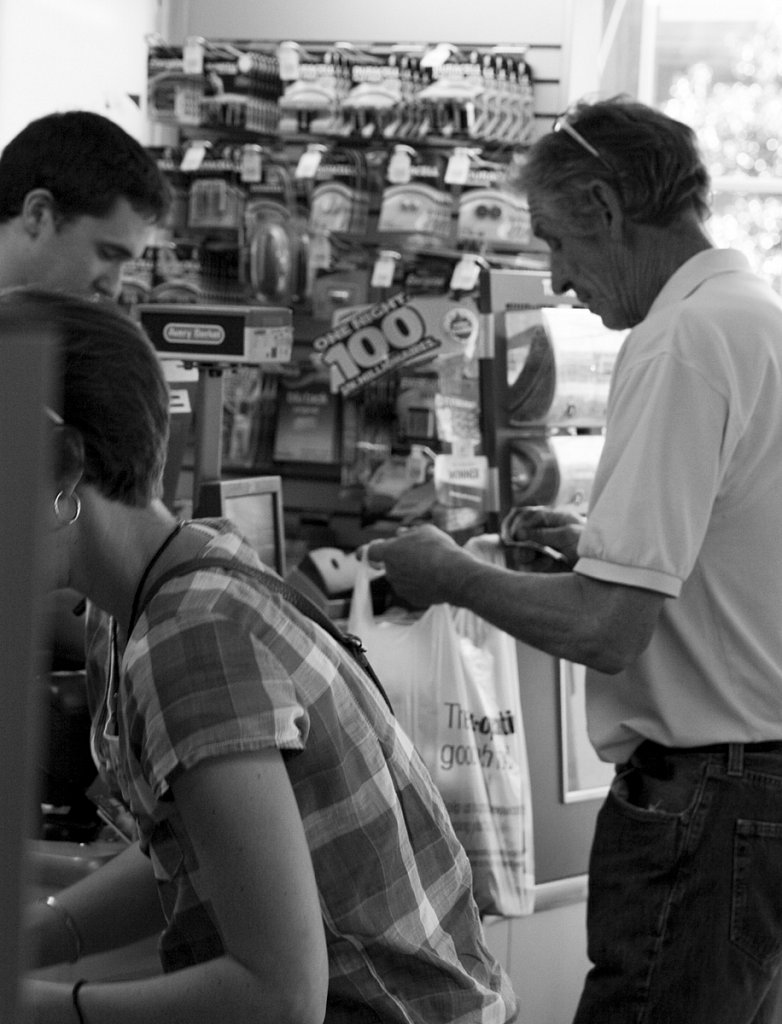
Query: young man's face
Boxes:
[{"xmin": 26, "ymin": 196, "xmax": 153, "ymax": 300}]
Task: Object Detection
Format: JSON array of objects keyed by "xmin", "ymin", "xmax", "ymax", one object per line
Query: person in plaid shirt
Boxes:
[{"xmin": 19, "ymin": 287, "xmax": 518, "ymax": 1024}]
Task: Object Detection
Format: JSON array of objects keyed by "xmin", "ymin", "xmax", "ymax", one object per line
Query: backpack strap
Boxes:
[{"xmin": 131, "ymin": 555, "xmax": 394, "ymax": 714}]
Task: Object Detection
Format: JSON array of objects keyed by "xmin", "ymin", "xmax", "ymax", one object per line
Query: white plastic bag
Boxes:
[{"xmin": 348, "ymin": 540, "xmax": 535, "ymax": 917}]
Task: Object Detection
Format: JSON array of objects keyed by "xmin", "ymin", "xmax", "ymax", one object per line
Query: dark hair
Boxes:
[
  {"xmin": 0, "ymin": 111, "xmax": 171, "ymax": 225},
  {"xmin": 521, "ymin": 97, "xmax": 711, "ymax": 228},
  {"xmin": 0, "ymin": 288, "xmax": 170, "ymax": 506}
]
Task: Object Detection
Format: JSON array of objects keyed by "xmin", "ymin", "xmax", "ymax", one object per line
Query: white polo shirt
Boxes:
[{"xmin": 576, "ymin": 249, "xmax": 782, "ymax": 762}]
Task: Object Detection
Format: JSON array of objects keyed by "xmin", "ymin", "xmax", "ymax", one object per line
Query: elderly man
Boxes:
[{"xmin": 372, "ymin": 98, "xmax": 782, "ymax": 1023}]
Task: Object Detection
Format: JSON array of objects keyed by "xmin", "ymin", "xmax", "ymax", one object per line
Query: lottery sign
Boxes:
[{"xmin": 312, "ymin": 292, "xmax": 480, "ymax": 397}]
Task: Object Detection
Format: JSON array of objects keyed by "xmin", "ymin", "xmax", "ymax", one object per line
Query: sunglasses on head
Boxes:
[{"xmin": 553, "ymin": 113, "xmax": 614, "ymax": 173}]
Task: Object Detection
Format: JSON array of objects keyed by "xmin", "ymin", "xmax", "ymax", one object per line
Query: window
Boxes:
[
  {"xmin": 654, "ymin": 0, "xmax": 782, "ymax": 292},
  {"xmin": 588, "ymin": 0, "xmax": 781, "ymax": 292},
  {"xmin": 597, "ymin": 0, "xmax": 777, "ymax": 292}
]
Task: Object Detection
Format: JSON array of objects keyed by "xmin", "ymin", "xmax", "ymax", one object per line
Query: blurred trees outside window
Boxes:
[{"xmin": 653, "ymin": 0, "xmax": 782, "ymax": 291}]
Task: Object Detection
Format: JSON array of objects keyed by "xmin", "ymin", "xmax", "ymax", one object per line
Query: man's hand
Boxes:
[
  {"xmin": 367, "ymin": 525, "xmax": 471, "ymax": 608},
  {"xmin": 500, "ymin": 505, "xmax": 585, "ymax": 572}
]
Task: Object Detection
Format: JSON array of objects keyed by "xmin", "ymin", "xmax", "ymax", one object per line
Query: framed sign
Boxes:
[{"xmin": 559, "ymin": 659, "xmax": 614, "ymax": 803}]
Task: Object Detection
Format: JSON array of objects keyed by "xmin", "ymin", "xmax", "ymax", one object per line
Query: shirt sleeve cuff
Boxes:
[{"xmin": 575, "ymin": 557, "xmax": 682, "ymax": 598}]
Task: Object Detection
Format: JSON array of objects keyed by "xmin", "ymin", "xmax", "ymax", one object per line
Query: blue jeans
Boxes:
[{"xmin": 573, "ymin": 741, "xmax": 782, "ymax": 1024}]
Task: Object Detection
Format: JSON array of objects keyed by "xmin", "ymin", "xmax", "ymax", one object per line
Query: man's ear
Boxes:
[
  {"xmin": 20, "ymin": 189, "xmax": 58, "ymax": 239},
  {"xmin": 586, "ymin": 180, "xmax": 624, "ymax": 239}
]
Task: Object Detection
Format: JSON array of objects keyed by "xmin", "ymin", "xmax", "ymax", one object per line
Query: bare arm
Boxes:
[
  {"xmin": 371, "ymin": 525, "xmax": 665, "ymax": 674},
  {"xmin": 26, "ymin": 748, "xmax": 329, "ymax": 1024},
  {"xmin": 26, "ymin": 840, "xmax": 165, "ymax": 967}
]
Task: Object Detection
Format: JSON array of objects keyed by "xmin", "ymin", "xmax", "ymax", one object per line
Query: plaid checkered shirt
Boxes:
[{"xmin": 86, "ymin": 521, "xmax": 517, "ymax": 1024}]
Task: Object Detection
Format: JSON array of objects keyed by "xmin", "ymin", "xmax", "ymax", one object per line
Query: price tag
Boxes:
[
  {"xmin": 445, "ymin": 149, "xmax": 472, "ymax": 185},
  {"xmin": 277, "ymin": 41, "xmax": 301, "ymax": 81},
  {"xmin": 237, "ymin": 52, "xmax": 254, "ymax": 75},
  {"xmin": 464, "ymin": 101, "xmax": 476, "ymax": 135},
  {"xmin": 449, "ymin": 257, "xmax": 481, "ymax": 292},
  {"xmin": 295, "ymin": 147, "xmax": 324, "ymax": 179},
  {"xmin": 371, "ymin": 252, "xmax": 397, "ymax": 289},
  {"xmin": 247, "ymin": 326, "xmax": 294, "ymax": 364},
  {"xmin": 183, "ymin": 36, "xmax": 205, "ymax": 75},
  {"xmin": 180, "ymin": 141, "xmax": 209, "ymax": 172},
  {"xmin": 240, "ymin": 146, "xmax": 263, "ymax": 183},
  {"xmin": 387, "ymin": 147, "xmax": 413, "ymax": 184},
  {"xmin": 309, "ymin": 233, "xmax": 333, "ymax": 271},
  {"xmin": 420, "ymin": 42, "xmax": 455, "ymax": 72}
]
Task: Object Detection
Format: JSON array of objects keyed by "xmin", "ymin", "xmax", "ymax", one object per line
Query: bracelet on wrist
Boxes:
[
  {"xmin": 72, "ymin": 978, "xmax": 88, "ymax": 1024},
  {"xmin": 41, "ymin": 895, "xmax": 83, "ymax": 963}
]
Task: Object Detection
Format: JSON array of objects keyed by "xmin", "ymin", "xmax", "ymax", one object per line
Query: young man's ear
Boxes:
[{"xmin": 20, "ymin": 189, "xmax": 58, "ymax": 239}]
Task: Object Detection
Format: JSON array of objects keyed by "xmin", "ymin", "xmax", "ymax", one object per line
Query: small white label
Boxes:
[
  {"xmin": 309, "ymin": 233, "xmax": 332, "ymax": 270},
  {"xmin": 277, "ymin": 41, "xmax": 301, "ymax": 81},
  {"xmin": 180, "ymin": 141, "xmax": 208, "ymax": 172},
  {"xmin": 371, "ymin": 253, "xmax": 397, "ymax": 289},
  {"xmin": 240, "ymin": 147, "xmax": 263, "ymax": 183},
  {"xmin": 449, "ymin": 257, "xmax": 481, "ymax": 293},
  {"xmin": 295, "ymin": 148, "xmax": 324, "ymax": 179},
  {"xmin": 445, "ymin": 149, "xmax": 472, "ymax": 185},
  {"xmin": 183, "ymin": 37, "xmax": 204, "ymax": 75},
  {"xmin": 246, "ymin": 326, "xmax": 294, "ymax": 363},
  {"xmin": 386, "ymin": 148, "xmax": 413, "ymax": 184}
]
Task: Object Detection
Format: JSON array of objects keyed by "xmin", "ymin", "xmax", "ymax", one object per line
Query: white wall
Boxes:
[
  {"xmin": 163, "ymin": 0, "xmax": 569, "ymax": 46},
  {"xmin": 0, "ymin": 0, "xmax": 162, "ymax": 148}
]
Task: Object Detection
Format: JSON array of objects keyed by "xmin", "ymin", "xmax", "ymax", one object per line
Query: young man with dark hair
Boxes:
[
  {"xmin": 0, "ymin": 109, "xmax": 170, "ymax": 299},
  {"xmin": 0, "ymin": 111, "xmax": 171, "ymax": 665}
]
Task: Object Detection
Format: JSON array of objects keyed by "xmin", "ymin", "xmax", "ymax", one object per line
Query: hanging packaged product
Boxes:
[
  {"xmin": 147, "ymin": 43, "xmax": 204, "ymax": 125},
  {"xmin": 508, "ymin": 433, "xmax": 605, "ymax": 512},
  {"xmin": 311, "ymin": 293, "xmax": 481, "ymax": 397},
  {"xmin": 187, "ymin": 178, "xmax": 245, "ymax": 231},
  {"xmin": 381, "ymin": 52, "xmax": 434, "ymax": 140},
  {"xmin": 468, "ymin": 51, "xmax": 535, "ymax": 145},
  {"xmin": 278, "ymin": 48, "xmax": 352, "ymax": 135},
  {"xmin": 307, "ymin": 149, "xmax": 370, "ymax": 236},
  {"xmin": 456, "ymin": 187, "xmax": 534, "ymax": 250},
  {"xmin": 340, "ymin": 54, "xmax": 403, "ymax": 138},
  {"xmin": 309, "ymin": 181, "xmax": 361, "ymax": 234},
  {"xmin": 244, "ymin": 199, "xmax": 302, "ymax": 306},
  {"xmin": 498, "ymin": 304, "xmax": 627, "ymax": 427},
  {"xmin": 415, "ymin": 63, "xmax": 484, "ymax": 139},
  {"xmin": 198, "ymin": 46, "xmax": 283, "ymax": 134},
  {"xmin": 377, "ymin": 183, "xmax": 454, "ymax": 242},
  {"xmin": 395, "ymin": 372, "xmax": 439, "ymax": 444}
]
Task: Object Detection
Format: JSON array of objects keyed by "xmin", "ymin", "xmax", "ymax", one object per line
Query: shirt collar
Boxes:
[{"xmin": 648, "ymin": 248, "xmax": 753, "ymax": 317}]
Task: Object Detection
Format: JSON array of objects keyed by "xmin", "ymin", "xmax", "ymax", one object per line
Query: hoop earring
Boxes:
[{"xmin": 54, "ymin": 490, "xmax": 81, "ymax": 526}]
